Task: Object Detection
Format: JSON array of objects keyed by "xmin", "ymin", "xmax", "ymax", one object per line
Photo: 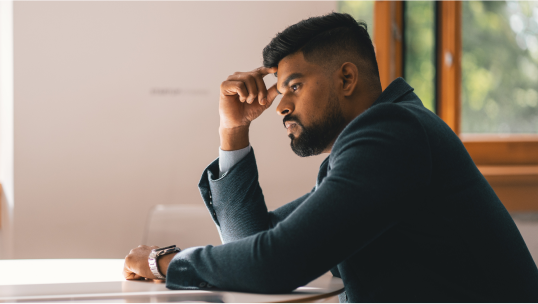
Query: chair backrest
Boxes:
[{"xmin": 143, "ymin": 204, "xmax": 222, "ymax": 249}]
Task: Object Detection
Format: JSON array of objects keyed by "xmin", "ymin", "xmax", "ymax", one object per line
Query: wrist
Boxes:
[
  {"xmin": 219, "ymin": 125, "xmax": 250, "ymax": 151},
  {"xmin": 157, "ymin": 252, "xmax": 178, "ymax": 277}
]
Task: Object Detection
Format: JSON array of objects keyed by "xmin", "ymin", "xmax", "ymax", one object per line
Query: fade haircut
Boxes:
[{"xmin": 262, "ymin": 12, "xmax": 380, "ymax": 82}]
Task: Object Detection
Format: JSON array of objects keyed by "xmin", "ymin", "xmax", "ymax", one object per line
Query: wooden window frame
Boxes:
[
  {"xmin": 373, "ymin": 0, "xmax": 538, "ymax": 211},
  {"xmin": 373, "ymin": 1, "xmax": 404, "ymax": 90}
]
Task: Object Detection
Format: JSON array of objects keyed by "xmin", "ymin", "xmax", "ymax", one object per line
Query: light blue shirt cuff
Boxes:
[{"xmin": 219, "ymin": 144, "xmax": 251, "ymax": 177}]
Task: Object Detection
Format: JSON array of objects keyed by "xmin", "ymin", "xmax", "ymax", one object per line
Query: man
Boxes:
[{"xmin": 124, "ymin": 13, "xmax": 538, "ymax": 302}]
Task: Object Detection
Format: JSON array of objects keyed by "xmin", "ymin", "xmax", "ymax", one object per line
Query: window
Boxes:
[
  {"xmin": 341, "ymin": 0, "xmax": 538, "ymax": 210},
  {"xmin": 462, "ymin": 1, "xmax": 538, "ymax": 134},
  {"xmin": 404, "ymin": 1, "xmax": 436, "ymax": 112}
]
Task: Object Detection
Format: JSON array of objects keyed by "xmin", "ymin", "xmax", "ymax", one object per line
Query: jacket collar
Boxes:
[{"xmin": 371, "ymin": 77, "xmax": 415, "ymax": 107}]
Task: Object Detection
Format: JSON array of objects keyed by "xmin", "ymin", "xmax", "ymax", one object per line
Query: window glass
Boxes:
[
  {"xmin": 339, "ymin": 1, "xmax": 375, "ymax": 37},
  {"xmin": 404, "ymin": 1, "xmax": 436, "ymax": 112},
  {"xmin": 462, "ymin": 1, "xmax": 538, "ymax": 134}
]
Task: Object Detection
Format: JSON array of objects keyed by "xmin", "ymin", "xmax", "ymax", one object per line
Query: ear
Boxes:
[{"xmin": 338, "ymin": 62, "xmax": 359, "ymax": 97}]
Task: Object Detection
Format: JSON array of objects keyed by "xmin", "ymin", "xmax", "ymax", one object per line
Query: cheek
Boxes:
[{"xmin": 302, "ymin": 85, "xmax": 330, "ymax": 116}]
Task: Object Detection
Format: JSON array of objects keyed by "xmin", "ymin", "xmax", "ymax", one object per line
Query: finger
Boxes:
[
  {"xmin": 255, "ymin": 76, "xmax": 269, "ymax": 105},
  {"xmin": 122, "ymin": 265, "xmax": 129, "ymax": 279},
  {"xmin": 264, "ymin": 84, "xmax": 280, "ymax": 108},
  {"xmin": 126, "ymin": 272, "xmax": 144, "ymax": 280},
  {"xmin": 226, "ymin": 75, "xmax": 258, "ymax": 103},
  {"xmin": 123, "ymin": 264, "xmax": 140, "ymax": 280},
  {"xmin": 255, "ymin": 66, "xmax": 278, "ymax": 76},
  {"xmin": 241, "ymin": 75, "xmax": 258, "ymax": 104},
  {"xmin": 221, "ymin": 81, "xmax": 249, "ymax": 102}
]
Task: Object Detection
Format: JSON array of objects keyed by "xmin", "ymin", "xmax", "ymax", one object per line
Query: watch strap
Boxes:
[{"xmin": 148, "ymin": 245, "xmax": 181, "ymax": 279}]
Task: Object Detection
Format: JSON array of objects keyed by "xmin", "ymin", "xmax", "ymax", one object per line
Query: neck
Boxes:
[{"xmin": 322, "ymin": 89, "xmax": 382, "ymax": 154}]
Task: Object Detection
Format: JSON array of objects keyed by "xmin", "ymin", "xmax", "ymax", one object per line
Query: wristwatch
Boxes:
[{"xmin": 148, "ymin": 245, "xmax": 181, "ymax": 279}]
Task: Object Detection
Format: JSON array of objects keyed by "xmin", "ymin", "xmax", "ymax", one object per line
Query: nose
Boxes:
[{"xmin": 276, "ymin": 97, "xmax": 294, "ymax": 116}]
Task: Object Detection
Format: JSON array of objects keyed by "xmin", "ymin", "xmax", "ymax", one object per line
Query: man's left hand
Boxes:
[
  {"xmin": 123, "ymin": 245, "xmax": 178, "ymax": 280},
  {"xmin": 123, "ymin": 245, "xmax": 158, "ymax": 280}
]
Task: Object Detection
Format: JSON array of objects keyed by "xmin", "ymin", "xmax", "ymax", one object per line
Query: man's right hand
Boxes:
[{"xmin": 219, "ymin": 67, "xmax": 279, "ymax": 151}]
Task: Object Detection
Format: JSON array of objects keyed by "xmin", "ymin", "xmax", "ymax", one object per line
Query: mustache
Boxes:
[{"xmin": 283, "ymin": 115, "xmax": 303, "ymax": 129}]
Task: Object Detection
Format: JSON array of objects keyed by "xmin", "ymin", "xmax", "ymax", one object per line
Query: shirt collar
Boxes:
[{"xmin": 371, "ymin": 77, "xmax": 415, "ymax": 107}]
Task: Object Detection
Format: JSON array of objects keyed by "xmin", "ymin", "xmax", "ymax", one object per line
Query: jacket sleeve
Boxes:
[
  {"xmin": 170, "ymin": 104, "xmax": 432, "ymax": 293},
  {"xmin": 197, "ymin": 148, "xmax": 313, "ymax": 244}
]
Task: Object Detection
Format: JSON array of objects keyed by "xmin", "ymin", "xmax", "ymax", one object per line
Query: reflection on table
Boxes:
[{"xmin": 0, "ymin": 259, "xmax": 344, "ymax": 303}]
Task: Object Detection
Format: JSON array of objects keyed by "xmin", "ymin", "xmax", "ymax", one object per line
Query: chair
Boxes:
[{"xmin": 143, "ymin": 204, "xmax": 222, "ymax": 249}]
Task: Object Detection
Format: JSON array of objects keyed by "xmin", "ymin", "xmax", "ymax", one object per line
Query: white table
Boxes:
[{"xmin": 0, "ymin": 259, "xmax": 344, "ymax": 302}]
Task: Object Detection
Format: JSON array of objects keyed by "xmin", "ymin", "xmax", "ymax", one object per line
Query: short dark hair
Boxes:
[{"xmin": 262, "ymin": 12, "xmax": 379, "ymax": 80}]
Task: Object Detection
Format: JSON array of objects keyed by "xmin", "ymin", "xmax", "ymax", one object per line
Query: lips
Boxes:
[
  {"xmin": 285, "ymin": 121, "xmax": 297, "ymax": 130},
  {"xmin": 285, "ymin": 121, "xmax": 299, "ymax": 136}
]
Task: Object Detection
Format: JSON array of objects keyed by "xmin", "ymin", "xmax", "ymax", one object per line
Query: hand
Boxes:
[
  {"xmin": 219, "ymin": 66, "xmax": 279, "ymax": 129},
  {"xmin": 123, "ymin": 245, "xmax": 158, "ymax": 280},
  {"xmin": 219, "ymin": 67, "xmax": 279, "ymax": 150},
  {"xmin": 123, "ymin": 245, "xmax": 178, "ymax": 280}
]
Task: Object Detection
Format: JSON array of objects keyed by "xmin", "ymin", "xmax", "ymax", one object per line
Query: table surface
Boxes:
[{"xmin": 0, "ymin": 259, "xmax": 344, "ymax": 303}]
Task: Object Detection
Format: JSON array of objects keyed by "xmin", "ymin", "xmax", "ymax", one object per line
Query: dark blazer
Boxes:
[{"xmin": 166, "ymin": 78, "xmax": 538, "ymax": 302}]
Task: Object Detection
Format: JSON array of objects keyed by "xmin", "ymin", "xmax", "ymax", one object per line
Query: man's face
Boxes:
[{"xmin": 276, "ymin": 52, "xmax": 346, "ymax": 157}]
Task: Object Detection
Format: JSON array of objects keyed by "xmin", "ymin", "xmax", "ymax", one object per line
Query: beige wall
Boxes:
[{"xmin": 2, "ymin": 1, "xmax": 336, "ymax": 258}]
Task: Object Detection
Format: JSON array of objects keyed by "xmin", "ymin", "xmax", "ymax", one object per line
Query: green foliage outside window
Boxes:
[
  {"xmin": 462, "ymin": 1, "xmax": 538, "ymax": 134},
  {"xmin": 340, "ymin": 1, "xmax": 436, "ymax": 112},
  {"xmin": 341, "ymin": 1, "xmax": 538, "ymax": 134},
  {"xmin": 338, "ymin": 1, "xmax": 375, "ymax": 37},
  {"xmin": 404, "ymin": 1, "xmax": 436, "ymax": 113}
]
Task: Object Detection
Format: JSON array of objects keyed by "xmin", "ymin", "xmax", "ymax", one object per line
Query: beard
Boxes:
[{"xmin": 284, "ymin": 92, "xmax": 346, "ymax": 157}]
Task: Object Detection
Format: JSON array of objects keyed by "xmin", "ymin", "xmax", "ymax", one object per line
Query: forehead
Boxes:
[{"xmin": 276, "ymin": 52, "xmax": 323, "ymax": 82}]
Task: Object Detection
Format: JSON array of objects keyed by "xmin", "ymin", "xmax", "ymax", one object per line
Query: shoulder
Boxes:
[
  {"xmin": 358, "ymin": 101, "xmax": 426, "ymax": 127},
  {"xmin": 332, "ymin": 102, "xmax": 430, "ymax": 157},
  {"xmin": 326, "ymin": 101, "xmax": 433, "ymax": 189}
]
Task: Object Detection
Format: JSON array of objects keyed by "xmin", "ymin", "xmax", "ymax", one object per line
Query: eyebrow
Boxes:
[{"xmin": 277, "ymin": 73, "xmax": 304, "ymax": 94}]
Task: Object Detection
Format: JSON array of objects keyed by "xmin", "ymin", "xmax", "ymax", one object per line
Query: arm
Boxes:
[
  {"xmin": 198, "ymin": 147, "xmax": 317, "ymax": 243},
  {"xmin": 165, "ymin": 104, "xmax": 432, "ymax": 293},
  {"xmin": 123, "ymin": 66, "xmax": 318, "ymax": 281},
  {"xmin": 196, "ymin": 66, "xmax": 316, "ymax": 243},
  {"xmin": 218, "ymin": 145, "xmax": 251, "ymax": 178}
]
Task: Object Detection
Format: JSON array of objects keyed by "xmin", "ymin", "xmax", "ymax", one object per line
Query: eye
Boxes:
[{"xmin": 291, "ymin": 84, "xmax": 299, "ymax": 92}]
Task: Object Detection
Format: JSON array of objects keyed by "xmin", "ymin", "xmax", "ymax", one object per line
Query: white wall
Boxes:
[
  {"xmin": 0, "ymin": 0, "xmax": 14, "ymax": 259},
  {"xmin": 2, "ymin": 1, "xmax": 336, "ymax": 259}
]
